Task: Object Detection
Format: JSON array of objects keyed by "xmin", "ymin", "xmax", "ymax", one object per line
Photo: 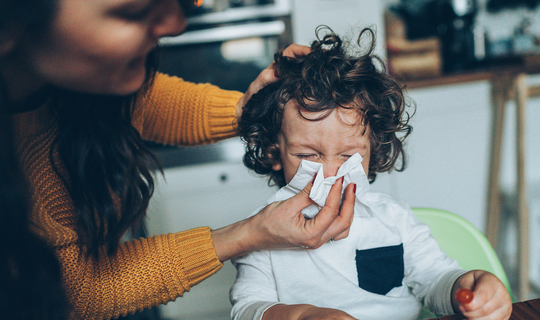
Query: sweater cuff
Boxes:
[
  {"xmin": 206, "ymin": 89, "xmax": 243, "ymax": 140},
  {"xmin": 173, "ymin": 227, "xmax": 223, "ymax": 290}
]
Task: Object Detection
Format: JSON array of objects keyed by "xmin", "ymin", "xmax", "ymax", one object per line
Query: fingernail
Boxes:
[
  {"xmin": 311, "ymin": 173, "xmax": 317, "ymax": 184},
  {"xmin": 353, "ymin": 183, "xmax": 357, "ymax": 194},
  {"xmin": 341, "ymin": 176, "xmax": 344, "ymax": 183}
]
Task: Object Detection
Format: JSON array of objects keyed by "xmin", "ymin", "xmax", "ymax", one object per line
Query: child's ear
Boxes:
[
  {"xmin": 272, "ymin": 160, "xmax": 282, "ymax": 172},
  {"xmin": 267, "ymin": 143, "xmax": 282, "ymax": 172}
]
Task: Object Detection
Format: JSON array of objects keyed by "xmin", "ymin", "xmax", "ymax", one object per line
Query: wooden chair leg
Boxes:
[
  {"xmin": 486, "ymin": 76, "xmax": 509, "ymax": 250},
  {"xmin": 515, "ymin": 73, "xmax": 530, "ymax": 299}
]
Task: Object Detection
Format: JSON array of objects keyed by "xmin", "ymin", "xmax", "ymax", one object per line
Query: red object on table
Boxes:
[{"xmin": 456, "ymin": 288, "xmax": 474, "ymax": 304}]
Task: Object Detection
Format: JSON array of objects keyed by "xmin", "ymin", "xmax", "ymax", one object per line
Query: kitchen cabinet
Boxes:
[{"xmin": 146, "ymin": 157, "xmax": 277, "ymax": 320}]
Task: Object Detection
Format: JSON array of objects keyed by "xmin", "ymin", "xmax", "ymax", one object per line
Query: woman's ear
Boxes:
[
  {"xmin": 0, "ymin": 37, "xmax": 16, "ymax": 56},
  {"xmin": 0, "ymin": 26, "xmax": 20, "ymax": 56}
]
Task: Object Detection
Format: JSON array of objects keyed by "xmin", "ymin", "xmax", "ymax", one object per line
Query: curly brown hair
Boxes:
[{"xmin": 238, "ymin": 26, "xmax": 414, "ymax": 188}]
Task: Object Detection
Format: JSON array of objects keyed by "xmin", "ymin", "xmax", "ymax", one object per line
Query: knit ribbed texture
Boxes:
[
  {"xmin": 135, "ymin": 72, "xmax": 242, "ymax": 145},
  {"xmin": 11, "ymin": 73, "xmax": 241, "ymax": 319}
]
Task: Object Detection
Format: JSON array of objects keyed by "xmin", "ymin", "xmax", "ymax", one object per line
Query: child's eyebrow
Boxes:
[{"xmin": 286, "ymin": 141, "xmax": 316, "ymax": 149}]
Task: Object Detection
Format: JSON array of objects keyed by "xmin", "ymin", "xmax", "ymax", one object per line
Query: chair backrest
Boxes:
[{"xmin": 412, "ymin": 207, "xmax": 513, "ymax": 300}]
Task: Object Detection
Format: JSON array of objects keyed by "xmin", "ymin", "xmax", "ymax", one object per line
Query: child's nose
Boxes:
[{"xmin": 322, "ymin": 161, "xmax": 342, "ymax": 178}]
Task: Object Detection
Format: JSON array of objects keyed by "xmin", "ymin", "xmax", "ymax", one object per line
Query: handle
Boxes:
[{"xmin": 159, "ymin": 20, "xmax": 285, "ymax": 46}]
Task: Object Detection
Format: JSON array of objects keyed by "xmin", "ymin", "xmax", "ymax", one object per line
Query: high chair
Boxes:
[{"xmin": 412, "ymin": 207, "xmax": 514, "ymax": 319}]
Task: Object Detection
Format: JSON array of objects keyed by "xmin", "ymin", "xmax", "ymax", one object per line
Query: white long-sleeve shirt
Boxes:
[{"xmin": 230, "ymin": 155, "xmax": 466, "ymax": 320}]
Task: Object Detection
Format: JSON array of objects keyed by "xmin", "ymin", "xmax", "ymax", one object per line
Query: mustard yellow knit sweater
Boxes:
[{"xmin": 11, "ymin": 73, "xmax": 243, "ymax": 319}]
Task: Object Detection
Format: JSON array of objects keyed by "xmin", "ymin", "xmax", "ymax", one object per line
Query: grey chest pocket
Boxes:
[{"xmin": 355, "ymin": 244, "xmax": 404, "ymax": 295}]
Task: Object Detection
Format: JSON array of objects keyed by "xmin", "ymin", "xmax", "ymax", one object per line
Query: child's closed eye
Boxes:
[
  {"xmin": 296, "ymin": 154, "xmax": 317, "ymax": 160},
  {"xmin": 295, "ymin": 154, "xmax": 353, "ymax": 161}
]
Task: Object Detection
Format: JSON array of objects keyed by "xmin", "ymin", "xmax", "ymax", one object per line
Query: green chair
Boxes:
[{"xmin": 412, "ymin": 207, "xmax": 513, "ymax": 299}]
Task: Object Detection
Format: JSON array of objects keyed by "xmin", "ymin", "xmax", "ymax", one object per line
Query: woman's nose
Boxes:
[{"xmin": 152, "ymin": 0, "xmax": 187, "ymax": 39}]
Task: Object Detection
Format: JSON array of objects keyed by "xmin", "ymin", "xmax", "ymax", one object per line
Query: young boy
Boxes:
[{"xmin": 231, "ymin": 27, "xmax": 512, "ymax": 320}]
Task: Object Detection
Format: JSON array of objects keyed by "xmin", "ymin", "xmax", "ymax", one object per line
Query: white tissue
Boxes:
[{"xmin": 267, "ymin": 153, "xmax": 371, "ymax": 219}]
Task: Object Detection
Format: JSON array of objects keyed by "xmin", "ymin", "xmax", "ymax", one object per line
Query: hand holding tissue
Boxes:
[{"xmin": 267, "ymin": 153, "xmax": 371, "ymax": 219}]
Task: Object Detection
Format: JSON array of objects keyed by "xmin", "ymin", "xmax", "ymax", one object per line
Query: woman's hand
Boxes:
[
  {"xmin": 263, "ymin": 304, "xmax": 358, "ymax": 320},
  {"xmin": 236, "ymin": 43, "xmax": 311, "ymax": 119},
  {"xmin": 211, "ymin": 177, "xmax": 355, "ymax": 261},
  {"xmin": 452, "ymin": 270, "xmax": 512, "ymax": 320},
  {"xmin": 249, "ymin": 176, "xmax": 355, "ymax": 250}
]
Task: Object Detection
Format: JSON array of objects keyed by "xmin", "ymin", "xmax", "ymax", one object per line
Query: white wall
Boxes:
[
  {"xmin": 291, "ymin": 0, "xmax": 386, "ymax": 57},
  {"xmin": 376, "ymin": 82, "xmax": 493, "ymax": 230}
]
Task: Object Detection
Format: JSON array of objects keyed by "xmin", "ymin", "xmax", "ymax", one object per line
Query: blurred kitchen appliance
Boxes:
[
  {"xmin": 435, "ymin": 0, "xmax": 481, "ymax": 73},
  {"xmin": 158, "ymin": 0, "xmax": 291, "ymax": 93},
  {"xmin": 397, "ymin": 0, "xmax": 483, "ymax": 74},
  {"xmin": 487, "ymin": 0, "xmax": 540, "ymax": 12}
]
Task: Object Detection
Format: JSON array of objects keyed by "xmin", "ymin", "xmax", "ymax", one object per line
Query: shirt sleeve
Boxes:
[
  {"xmin": 393, "ymin": 201, "xmax": 465, "ymax": 316},
  {"xmin": 230, "ymin": 250, "xmax": 281, "ymax": 320},
  {"xmin": 424, "ymin": 269, "xmax": 468, "ymax": 316},
  {"xmin": 132, "ymin": 72, "xmax": 243, "ymax": 146}
]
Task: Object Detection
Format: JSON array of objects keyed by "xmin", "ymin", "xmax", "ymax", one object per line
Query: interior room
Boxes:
[{"xmin": 141, "ymin": 0, "xmax": 540, "ymax": 319}]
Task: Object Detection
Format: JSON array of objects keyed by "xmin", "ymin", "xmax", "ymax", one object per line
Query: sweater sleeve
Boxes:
[
  {"xmin": 57, "ymin": 225, "xmax": 223, "ymax": 319},
  {"xmin": 49, "ymin": 202, "xmax": 223, "ymax": 320},
  {"xmin": 132, "ymin": 72, "xmax": 243, "ymax": 146}
]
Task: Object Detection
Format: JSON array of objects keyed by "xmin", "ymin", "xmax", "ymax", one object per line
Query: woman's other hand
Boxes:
[
  {"xmin": 211, "ymin": 177, "xmax": 355, "ymax": 261},
  {"xmin": 452, "ymin": 270, "xmax": 512, "ymax": 320},
  {"xmin": 263, "ymin": 304, "xmax": 358, "ymax": 320},
  {"xmin": 236, "ymin": 44, "xmax": 311, "ymax": 119}
]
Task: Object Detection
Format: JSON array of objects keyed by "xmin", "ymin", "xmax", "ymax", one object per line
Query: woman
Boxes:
[{"xmin": 0, "ymin": 0, "xmax": 356, "ymax": 319}]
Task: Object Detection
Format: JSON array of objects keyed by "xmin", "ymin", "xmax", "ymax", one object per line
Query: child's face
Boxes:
[{"xmin": 272, "ymin": 100, "xmax": 371, "ymax": 184}]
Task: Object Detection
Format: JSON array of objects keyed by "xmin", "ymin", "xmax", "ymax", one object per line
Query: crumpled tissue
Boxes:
[{"xmin": 267, "ymin": 153, "xmax": 371, "ymax": 218}]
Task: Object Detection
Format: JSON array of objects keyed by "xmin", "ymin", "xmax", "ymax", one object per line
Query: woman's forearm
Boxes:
[{"xmin": 211, "ymin": 217, "xmax": 255, "ymax": 262}]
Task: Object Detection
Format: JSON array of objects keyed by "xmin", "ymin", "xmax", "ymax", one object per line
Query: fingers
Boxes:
[
  {"xmin": 282, "ymin": 43, "xmax": 311, "ymax": 58},
  {"xmin": 237, "ymin": 67, "xmax": 276, "ymax": 118},
  {"xmin": 322, "ymin": 181, "xmax": 355, "ymax": 241},
  {"xmin": 332, "ymin": 186, "xmax": 355, "ymax": 241},
  {"xmin": 457, "ymin": 271, "xmax": 512, "ymax": 320},
  {"xmin": 237, "ymin": 43, "xmax": 310, "ymax": 119},
  {"xmin": 306, "ymin": 178, "xmax": 355, "ymax": 247},
  {"xmin": 254, "ymin": 44, "xmax": 310, "ymax": 92},
  {"xmin": 461, "ymin": 287, "xmax": 512, "ymax": 320}
]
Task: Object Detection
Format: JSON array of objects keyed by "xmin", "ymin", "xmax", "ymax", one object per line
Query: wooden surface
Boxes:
[
  {"xmin": 427, "ymin": 298, "xmax": 540, "ymax": 320},
  {"xmin": 401, "ymin": 55, "xmax": 540, "ymax": 89}
]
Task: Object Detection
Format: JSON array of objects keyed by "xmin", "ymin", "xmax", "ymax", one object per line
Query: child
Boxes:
[{"xmin": 230, "ymin": 27, "xmax": 512, "ymax": 320}]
